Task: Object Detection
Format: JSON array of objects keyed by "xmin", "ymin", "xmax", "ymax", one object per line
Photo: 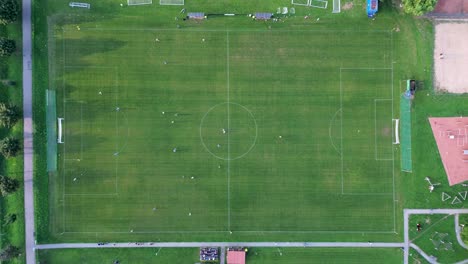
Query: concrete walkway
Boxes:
[
  {"xmin": 36, "ymin": 242, "xmax": 405, "ymax": 250},
  {"xmin": 403, "ymin": 209, "xmax": 468, "ymax": 264},
  {"xmin": 22, "ymin": 0, "xmax": 35, "ymax": 263},
  {"xmin": 220, "ymin": 247, "xmax": 226, "ymax": 264},
  {"xmin": 455, "ymin": 213, "xmax": 468, "ymax": 250},
  {"xmin": 410, "ymin": 243, "xmax": 438, "ymax": 264}
]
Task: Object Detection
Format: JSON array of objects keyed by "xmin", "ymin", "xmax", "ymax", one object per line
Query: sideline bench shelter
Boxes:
[
  {"xmin": 69, "ymin": 2, "xmax": 90, "ymax": 8},
  {"xmin": 254, "ymin": 13, "xmax": 273, "ymax": 20},
  {"xmin": 187, "ymin": 12, "xmax": 205, "ymax": 20}
]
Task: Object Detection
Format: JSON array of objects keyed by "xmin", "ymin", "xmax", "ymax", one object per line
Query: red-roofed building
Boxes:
[{"xmin": 227, "ymin": 250, "xmax": 245, "ymax": 264}]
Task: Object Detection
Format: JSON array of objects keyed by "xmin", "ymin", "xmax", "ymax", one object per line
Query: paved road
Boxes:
[
  {"xmin": 36, "ymin": 242, "xmax": 405, "ymax": 250},
  {"xmin": 22, "ymin": 0, "xmax": 35, "ymax": 263},
  {"xmin": 220, "ymin": 247, "xmax": 226, "ymax": 264},
  {"xmin": 403, "ymin": 209, "xmax": 468, "ymax": 264}
]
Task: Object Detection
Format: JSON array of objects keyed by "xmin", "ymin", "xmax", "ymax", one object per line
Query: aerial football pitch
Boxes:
[{"xmin": 49, "ymin": 28, "xmax": 396, "ymax": 238}]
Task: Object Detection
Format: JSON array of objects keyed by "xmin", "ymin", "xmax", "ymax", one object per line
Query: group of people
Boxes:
[{"xmin": 199, "ymin": 247, "xmax": 219, "ymax": 262}]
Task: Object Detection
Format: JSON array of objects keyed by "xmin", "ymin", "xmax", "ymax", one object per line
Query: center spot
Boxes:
[{"xmin": 200, "ymin": 102, "xmax": 257, "ymax": 160}]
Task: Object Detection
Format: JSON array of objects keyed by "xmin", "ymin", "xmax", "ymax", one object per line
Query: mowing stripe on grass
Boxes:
[
  {"xmin": 400, "ymin": 94, "xmax": 412, "ymax": 172},
  {"xmin": 226, "ymin": 31, "xmax": 231, "ymax": 231},
  {"xmin": 46, "ymin": 89, "xmax": 57, "ymax": 172}
]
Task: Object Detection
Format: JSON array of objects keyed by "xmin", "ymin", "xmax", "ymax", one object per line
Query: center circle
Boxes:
[{"xmin": 200, "ymin": 102, "xmax": 257, "ymax": 160}]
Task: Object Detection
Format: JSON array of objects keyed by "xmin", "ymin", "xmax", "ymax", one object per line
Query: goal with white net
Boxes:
[
  {"xmin": 128, "ymin": 0, "xmax": 152, "ymax": 6},
  {"xmin": 160, "ymin": 0, "xmax": 184, "ymax": 5}
]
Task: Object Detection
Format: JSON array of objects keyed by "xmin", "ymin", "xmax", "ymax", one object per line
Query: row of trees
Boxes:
[
  {"xmin": 0, "ymin": 0, "xmax": 18, "ymax": 57},
  {"xmin": 0, "ymin": 103, "xmax": 21, "ymax": 196},
  {"xmin": 0, "ymin": 103, "xmax": 21, "ymax": 261},
  {"xmin": 402, "ymin": 0, "xmax": 438, "ymax": 16},
  {"xmin": 0, "ymin": 1, "xmax": 22, "ymax": 261}
]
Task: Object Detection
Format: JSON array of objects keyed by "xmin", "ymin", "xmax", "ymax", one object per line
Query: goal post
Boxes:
[
  {"xmin": 393, "ymin": 119, "xmax": 400, "ymax": 145},
  {"xmin": 128, "ymin": 0, "xmax": 153, "ymax": 6},
  {"xmin": 291, "ymin": 0, "xmax": 310, "ymax": 6},
  {"xmin": 159, "ymin": 0, "xmax": 184, "ymax": 5},
  {"xmin": 58, "ymin": 118, "xmax": 64, "ymax": 144}
]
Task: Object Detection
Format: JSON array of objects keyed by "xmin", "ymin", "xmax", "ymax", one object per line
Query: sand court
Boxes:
[{"xmin": 434, "ymin": 23, "xmax": 468, "ymax": 94}]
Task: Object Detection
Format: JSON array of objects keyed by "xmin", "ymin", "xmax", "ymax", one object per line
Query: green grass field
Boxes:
[
  {"xmin": 30, "ymin": 0, "xmax": 468, "ymax": 262},
  {"xmin": 48, "ymin": 26, "xmax": 397, "ymax": 239},
  {"xmin": 37, "ymin": 248, "xmax": 198, "ymax": 263},
  {"xmin": 409, "ymin": 214, "xmax": 468, "ymax": 263},
  {"xmin": 247, "ymin": 248, "xmax": 403, "ymax": 264},
  {"xmin": 37, "ymin": 247, "xmax": 404, "ymax": 264}
]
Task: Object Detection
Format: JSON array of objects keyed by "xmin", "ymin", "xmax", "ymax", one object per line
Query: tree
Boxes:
[
  {"xmin": 0, "ymin": 38, "xmax": 16, "ymax": 57},
  {"xmin": 0, "ymin": 137, "xmax": 21, "ymax": 158},
  {"xmin": 0, "ymin": 103, "xmax": 20, "ymax": 128},
  {"xmin": 0, "ymin": 0, "xmax": 19, "ymax": 25},
  {"xmin": 3, "ymin": 213, "xmax": 17, "ymax": 226},
  {"xmin": 0, "ymin": 175, "xmax": 19, "ymax": 196},
  {"xmin": 0, "ymin": 244, "xmax": 20, "ymax": 261},
  {"xmin": 402, "ymin": 0, "xmax": 438, "ymax": 15}
]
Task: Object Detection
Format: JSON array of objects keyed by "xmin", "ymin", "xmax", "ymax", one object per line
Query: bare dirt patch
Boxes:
[
  {"xmin": 434, "ymin": 22, "xmax": 468, "ymax": 94},
  {"xmin": 381, "ymin": 127, "xmax": 390, "ymax": 136},
  {"xmin": 342, "ymin": 2, "xmax": 354, "ymax": 10}
]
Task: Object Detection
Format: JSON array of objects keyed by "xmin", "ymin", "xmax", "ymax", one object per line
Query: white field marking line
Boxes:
[
  {"xmin": 328, "ymin": 108, "xmax": 342, "ymax": 156},
  {"xmin": 65, "ymin": 193, "xmax": 118, "ymax": 196},
  {"xmin": 61, "ymin": 229, "xmax": 397, "ymax": 234},
  {"xmin": 80, "ymin": 103, "xmax": 83, "ymax": 160},
  {"xmin": 62, "ymin": 29, "xmax": 67, "ymax": 233},
  {"xmin": 390, "ymin": 32, "xmax": 397, "ymax": 232},
  {"xmin": 79, "ymin": 28, "xmax": 392, "ymax": 33},
  {"xmin": 340, "ymin": 67, "xmax": 392, "ymax": 70},
  {"xmin": 64, "ymin": 65, "xmax": 116, "ymax": 69},
  {"xmin": 342, "ymin": 193, "xmax": 393, "ymax": 196},
  {"xmin": 115, "ymin": 66, "xmax": 119, "ymax": 194},
  {"xmin": 374, "ymin": 99, "xmax": 394, "ymax": 161},
  {"xmin": 340, "ymin": 68, "xmax": 344, "ymax": 194},
  {"xmin": 226, "ymin": 31, "xmax": 231, "ymax": 231}
]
